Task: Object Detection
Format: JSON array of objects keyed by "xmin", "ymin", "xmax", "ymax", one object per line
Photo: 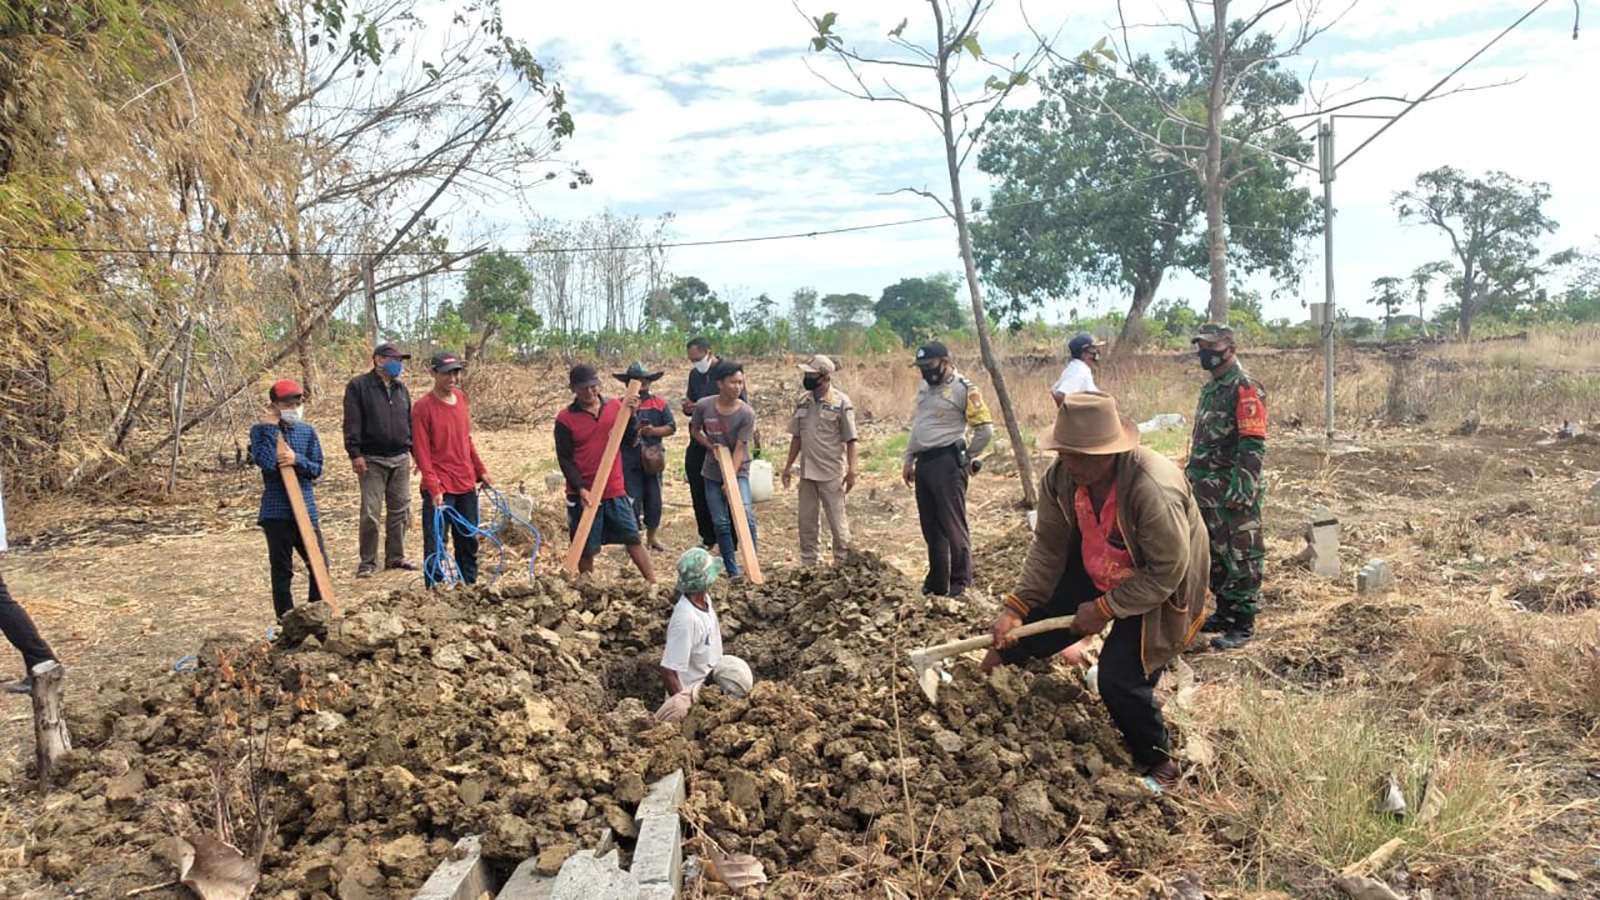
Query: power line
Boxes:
[{"xmin": 0, "ymin": 169, "xmax": 1190, "ymax": 260}]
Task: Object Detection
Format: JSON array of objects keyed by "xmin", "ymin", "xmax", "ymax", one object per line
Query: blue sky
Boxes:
[{"xmin": 488, "ymin": 0, "xmax": 1596, "ymax": 326}]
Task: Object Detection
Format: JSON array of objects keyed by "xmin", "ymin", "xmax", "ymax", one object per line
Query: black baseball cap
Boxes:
[
  {"xmin": 912, "ymin": 340, "xmax": 949, "ymax": 367},
  {"xmin": 1068, "ymin": 332, "xmax": 1106, "ymax": 358},
  {"xmin": 430, "ymin": 351, "xmax": 465, "ymax": 372},
  {"xmin": 374, "ymin": 342, "xmax": 411, "ymax": 359},
  {"xmin": 569, "ymin": 363, "xmax": 601, "ymax": 388}
]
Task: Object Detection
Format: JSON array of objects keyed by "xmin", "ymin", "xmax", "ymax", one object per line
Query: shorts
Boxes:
[{"xmin": 566, "ymin": 495, "xmax": 642, "ymax": 558}]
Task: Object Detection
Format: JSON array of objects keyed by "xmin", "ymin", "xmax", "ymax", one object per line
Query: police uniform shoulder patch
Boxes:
[
  {"xmin": 1236, "ymin": 383, "xmax": 1267, "ymax": 438},
  {"xmin": 961, "ymin": 378, "xmax": 994, "ymax": 427}
]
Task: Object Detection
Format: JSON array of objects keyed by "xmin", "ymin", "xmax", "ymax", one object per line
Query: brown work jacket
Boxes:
[{"xmin": 1016, "ymin": 446, "xmax": 1210, "ymax": 675}]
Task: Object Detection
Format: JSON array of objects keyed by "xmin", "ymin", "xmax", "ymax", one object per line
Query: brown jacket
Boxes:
[{"xmin": 1015, "ymin": 446, "xmax": 1210, "ymax": 674}]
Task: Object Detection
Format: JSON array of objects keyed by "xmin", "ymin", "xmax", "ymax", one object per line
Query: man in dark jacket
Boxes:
[{"xmin": 342, "ymin": 342, "xmax": 416, "ymax": 578}]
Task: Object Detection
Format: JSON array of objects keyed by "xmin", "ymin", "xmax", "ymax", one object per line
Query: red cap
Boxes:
[{"xmin": 270, "ymin": 379, "xmax": 304, "ymax": 401}]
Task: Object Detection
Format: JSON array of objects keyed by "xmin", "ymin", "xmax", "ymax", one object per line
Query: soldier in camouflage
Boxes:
[{"xmin": 1185, "ymin": 323, "xmax": 1267, "ymax": 650}]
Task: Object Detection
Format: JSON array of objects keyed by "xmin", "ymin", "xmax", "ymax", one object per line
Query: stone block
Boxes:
[
  {"xmin": 636, "ymin": 884, "xmax": 676, "ymax": 900},
  {"xmin": 497, "ymin": 857, "xmax": 555, "ymax": 900},
  {"xmin": 1310, "ymin": 506, "xmax": 1340, "ymax": 578},
  {"xmin": 412, "ymin": 835, "xmax": 491, "ymax": 900},
  {"xmin": 1357, "ymin": 559, "xmax": 1393, "ymax": 596},
  {"xmin": 549, "ymin": 849, "xmax": 639, "ymax": 900},
  {"xmin": 634, "ymin": 770, "xmax": 685, "ymax": 824},
  {"xmin": 631, "ymin": 814, "xmax": 682, "ymax": 890}
]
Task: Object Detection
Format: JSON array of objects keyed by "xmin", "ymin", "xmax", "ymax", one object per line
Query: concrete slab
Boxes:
[
  {"xmin": 632, "ymin": 814, "xmax": 682, "ymax": 890},
  {"xmin": 498, "ymin": 857, "xmax": 554, "ymax": 900},
  {"xmin": 549, "ymin": 849, "xmax": 639, "ymax": 900},
  {"xmin": 1357, "ymin": 559, "xmax": 1393, "ymax": 596},
  {"xmin": 634, "ymin": 770, "xmax": 685, "ymax": 824},
  {"xmin": 1310, "ymin": 506, "xmax": 1340, "ymax": 579},
  {"xmin": 412, "ymin": 836, "xmax": 491, "ymax": 900}
]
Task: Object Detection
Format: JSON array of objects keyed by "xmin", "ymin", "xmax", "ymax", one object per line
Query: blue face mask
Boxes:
[{"xmin": 381, "ymin": 359, "xmax": 404, "ymax": 379}]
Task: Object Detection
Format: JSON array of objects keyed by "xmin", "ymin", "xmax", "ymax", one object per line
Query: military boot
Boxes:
[
  {"xmin": 1200, "ymin": 610, "xmax": 1234, "ymax": 633},
  {"xmin": 1211, "ymin": 613, "xmax": 1255, "ymax": 650}
]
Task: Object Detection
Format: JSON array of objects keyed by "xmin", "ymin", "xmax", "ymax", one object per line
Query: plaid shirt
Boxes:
[{"xmin": 251, "ymin": 421, "xmax": 324, "ymax": 524}]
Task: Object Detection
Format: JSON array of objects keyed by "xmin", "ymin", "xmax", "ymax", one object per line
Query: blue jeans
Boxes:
[{"xmin": 704, "ymin": 475, "xmax": 758, "ymax": 576}]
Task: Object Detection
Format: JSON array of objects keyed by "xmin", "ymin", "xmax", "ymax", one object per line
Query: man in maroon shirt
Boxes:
[
  {"xmin": 555, "ymin": 364, "xmax": 655, "ymax": 582},
  {"xmin": 412, "ymin": 351, "xmax": 492, "ymax": 586}
]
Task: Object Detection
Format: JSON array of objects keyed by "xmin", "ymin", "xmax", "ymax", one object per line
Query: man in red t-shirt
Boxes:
[
  {"xmin": 555, "ymin": 364, "xmax": 655, "ymax": 582},
  {"xmin": 412, "ymin": 351, "xmax": 492, "ymax": 586}
]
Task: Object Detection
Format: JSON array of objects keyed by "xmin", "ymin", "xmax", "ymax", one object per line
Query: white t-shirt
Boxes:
[
  {"xmin": 660, "ymin": 595, "xmax": 723, "ymax": 691},
  {"xmin": 1051, "ymin": 358, "xmax": 1098, "ymax": 396}
]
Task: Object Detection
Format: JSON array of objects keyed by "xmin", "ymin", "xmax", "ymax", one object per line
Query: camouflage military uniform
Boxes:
[{"xmin": 1185, "ymin": 355, "xmax": 1267, "ymax": 618}]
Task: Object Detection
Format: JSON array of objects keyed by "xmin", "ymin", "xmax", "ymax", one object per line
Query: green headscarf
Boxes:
[{"xmin": 674, "ymin": 546, "xmax": 723, "ymax": 596}]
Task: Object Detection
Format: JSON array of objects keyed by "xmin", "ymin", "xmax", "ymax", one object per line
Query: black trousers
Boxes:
[
  {"xmin": 0, "ymin": 570, "xmax": 55, "ymax": 679},
  {"xmin": 623, "ymin": 456, "xmax": 664, "ymax": 530},
  {"xmin": 999, "ymin": 547, "xmax": 1171, "ymax": 768},
  {"xmin": 261, "ymin": 519, "xmax": 328, "ymax": 620},
  {"xmin": 421, "ymin": 491, "xmax": 480, "ymax": 586},
  {"xmin": 913, "ymin": 447, "xmax": 971, "ymax": 596},
  {"xmin": 683, "ymin": 442, "xmax": 717, "ymax": 548}
]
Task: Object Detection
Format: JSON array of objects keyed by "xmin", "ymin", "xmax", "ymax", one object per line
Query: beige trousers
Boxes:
[{"xmin": 797, "ymin": 477, "xmax": 850, "ymax": 566}]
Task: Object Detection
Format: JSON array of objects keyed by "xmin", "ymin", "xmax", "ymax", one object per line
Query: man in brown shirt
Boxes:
[
  {"xmin": 781, "ymin": 355, "xmax": 860, "ymax": 567},
  {"xmin": 987, "ymin": 392, "xmax": 1209, "ymax": 791}
]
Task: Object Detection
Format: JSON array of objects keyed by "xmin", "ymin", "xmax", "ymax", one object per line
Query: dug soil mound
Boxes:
[{"xmin": 25, "ymin": 553, "xmax": 1176, "ymax": 897}]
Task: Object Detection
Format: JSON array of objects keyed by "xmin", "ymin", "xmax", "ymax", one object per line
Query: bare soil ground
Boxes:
[{"xmin": 1, "ymin": 351, "xmax": 1597, "ymax": 898}]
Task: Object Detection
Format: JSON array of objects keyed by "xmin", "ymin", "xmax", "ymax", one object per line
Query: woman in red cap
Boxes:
[{"xmin": 249, "ymin": 379, "xmax": 328, "ymax": 619}]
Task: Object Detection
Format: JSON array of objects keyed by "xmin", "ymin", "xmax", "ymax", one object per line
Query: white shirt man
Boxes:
[
  {"xmin": 1051, "ymin": 332, "xmax": 1105, "ymax": 406},
  {"xmin": 660, "ymin": 594, "xmax": 723, "ymax": 693}
]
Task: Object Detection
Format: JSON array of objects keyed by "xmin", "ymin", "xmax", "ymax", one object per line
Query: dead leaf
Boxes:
[
  {"xmin": 1180, "ymin": 733, "xmax": 1215, "ymax": 767},
  {"xmin": 703, "ymin": 848, "xmax": 768, "ymax": 890},
  {"xmin": 1339, "ymin": 837, "xmax": 1406, "ymax": 879},
  {"xmin": 1333, "ymin": 874, "xmax": 1405, "ymax": 900},
  {"xmin": 1528, "ymin": 868, "xmax": 1563, "ymax": 895},
  {"xmin": 173, "ymin": 835, "xmax": 259, "ymax": 900},
  {"xmin": 1416, "ymin": 773, "xmax": 1446, "ymax": 824}
]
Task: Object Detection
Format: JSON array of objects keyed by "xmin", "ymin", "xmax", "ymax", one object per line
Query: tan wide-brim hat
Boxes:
[{"xmin": 1038, "ymin": 391, "xmax": 1139, "ymax": 454}]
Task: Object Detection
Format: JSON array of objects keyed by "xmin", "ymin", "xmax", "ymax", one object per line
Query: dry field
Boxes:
[{"xmin": 1, "ymin": 337, "xmax": 1597, "ymax": 898}]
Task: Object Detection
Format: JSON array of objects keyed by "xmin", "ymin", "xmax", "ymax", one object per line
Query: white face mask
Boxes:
[
  {"xmin": 280, "ymin": 405, "xmax": 304, "ymax": 425},
  {"xmin": 693, "ymin": 357, "xmax": 712, "ymax": 374}
]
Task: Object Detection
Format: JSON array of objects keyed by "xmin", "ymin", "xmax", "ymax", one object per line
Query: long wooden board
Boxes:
[
  {"xmin": 563, "ymin": 379, "xmax": 642, "ymax": 574},
  {"xmin": 713, "ymin": 444, "xmax": 764, "ymax": 584},
  {"xmin": 276, "ymin": 430, "xmax": 340, "ymax": 617}
]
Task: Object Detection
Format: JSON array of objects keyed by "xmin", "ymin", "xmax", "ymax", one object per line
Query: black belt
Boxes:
[{"xmin": 915, "ymin": 443, "xmax": 961, "ymax": 461}]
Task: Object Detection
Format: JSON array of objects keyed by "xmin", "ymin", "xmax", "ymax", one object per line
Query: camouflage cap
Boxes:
[
  {"xmin": 1190, "ymin": 323, "xmax": 1235, "ymax": 344},
  {"xmin": 673, "ymin": 546, "xmax": 724, "ymax": 595}
]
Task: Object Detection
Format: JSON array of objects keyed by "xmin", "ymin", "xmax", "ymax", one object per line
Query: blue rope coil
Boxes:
[{"xmin": 421, "ymin": 485, "xmax": 542, "ymax": 589}]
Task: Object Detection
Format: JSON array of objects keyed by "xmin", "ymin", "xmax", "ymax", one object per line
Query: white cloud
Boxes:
[{"xmin": 468, "ymin": 0, "xmax": 1595, "ymax": 325}]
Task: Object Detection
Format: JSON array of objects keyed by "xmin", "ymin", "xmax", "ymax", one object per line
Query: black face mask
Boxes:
[
  {"xmin": 802, "ymin": 375, "xmax": 823, "ymax": 391},
  {"xmin": 1199, "ymin": 349, "xmax": 1228, "ymax": 371},
  {"xmin": 920, "ymin": 365, "xmax": 945, "ymax": 386}
]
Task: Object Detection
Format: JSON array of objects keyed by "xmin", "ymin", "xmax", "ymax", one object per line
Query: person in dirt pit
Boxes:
[
  {"xmin": 682, "ymin": 336, "xmax": 746, "ymax": 551},
  {"xmin": 983, "ymin": 392, "xmax": 1209, "ymax": 793},
  {"xmin": 0, "ymin": 472, "xmax": 62, "ymax": 695},
  {"xmin": 1050, "ymin": 332, "xmax": 1106, "ymax": 407},
  {"xmin": 411, "ymin": 351, "xmax": 493, "ymax": 587},
  {"xmin": 342, "ymin": 341, "xmax": 418, "ymax": 579},
  {"xmin": 249, "ymin": 379, "xmax": 329, "ymax": 619},
  {"xmin": 555, "ymin": 364, "xmax": 655, "ymax": 582},
  {"xmin": 1185, "ymin": 323, "xmax": 1268, "ymax": 650},
  {"xmin": 654, "ymin": 547, "xmax": 753, "ymax": 723},
  {"xmin": 903, "ymin": 339, "xmax": 993, "ymax": 597},
  {"xmin": 781, "ymin": 355, "xmax": 860, "ymax": 567},
  {"xmin": 614, "ymin": 362, "xmax": 675, "ymax": 553},
  {"xmin": 691, "ymin": 360, "xmax": 759, "ymax": 578}
]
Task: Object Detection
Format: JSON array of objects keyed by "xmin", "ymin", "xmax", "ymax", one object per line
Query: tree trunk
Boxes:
[
  {"xmin": 934, "ymin": 3, "xmax": 1037, "ymax": 509},
  {"xmin": 31, "ymin": 660, "xmax": 70, "ymax": 792},
  {"xmin": 1458, "ymin": 261, "xmax": 1475, "ymax": 340},
  {"xmin": 1117, "ymin": 277, "xmax": 1163, "ymax": 347},
  {"xmin": 287, "ymin": 235, "xmax": 321, "ymax": 397},
  {"xmin": 1203, "ymin": 0, "xmax": 1230, "ymax": 324}
]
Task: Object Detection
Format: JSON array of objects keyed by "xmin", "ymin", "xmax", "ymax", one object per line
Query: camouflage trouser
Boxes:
[{"xmin": 1200, "ymin": 505, "xmax": 1264, "ymax": 616}]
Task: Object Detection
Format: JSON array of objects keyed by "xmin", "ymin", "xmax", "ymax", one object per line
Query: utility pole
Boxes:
[{"xmin": 1319, "ymin": 121, "xmax": 1336, "ymax": 442}]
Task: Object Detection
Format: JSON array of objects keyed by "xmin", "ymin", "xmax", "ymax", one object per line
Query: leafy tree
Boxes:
[
  {"xmin": 1369, "ymin": 276, "xmax": 1406, "ymax": 332},
  {"xmin": 820, "ymin": 292, "xmax": 875, "ymax": 328},
  {"xmin": 790, "ymin": 287, "xmax": 820, "ymax": 350},
  {"xmin": 671, "ymin": 276, "xmax": 732, "ymax": 333},
  {"xmin": 1558, "ymin": 244, "xmax": 1600, "ymax": 322},
  {"xmin": 977, "ymin": 56, "xmax": 1316, "ymax": 344},
  {"xmin": 875, "ymin": 276, "xmax": 964, "ymax": 347},
  {"xmin": 1394, "ymin": 168, "xmax": 1559, "ymax": 339},
  {"xmin": 1408, "ymin": 260, "xmax": 1453, "ymax": 334},
  {"xmin": 461, "ymin": 250, "xmax": 535, "ymax": 360},
  {"xmin": 737, "ymin": 292, "xmax": 778, "ymax": 332}
]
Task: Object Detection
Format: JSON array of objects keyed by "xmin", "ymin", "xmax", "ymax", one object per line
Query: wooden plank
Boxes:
[
  {"xmin": 563, "ymin": 379, "xmax": 642, "ymax": 574},
  {"xmin": 713, "ymin": 444, "xmax": 763, "ymax": 584},
  {"xmin": 31, "ymin": 660, "xmax": 70, "ymax": 792},
  {"xmin": 276, "ymin": 429, "xmax": 340, "ymax": 617}
]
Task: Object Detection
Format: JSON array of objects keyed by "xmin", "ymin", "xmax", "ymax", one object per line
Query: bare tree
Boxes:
[{"xmin": 804, "ymin": 2, "xmax": 1046, "ymax": 508}]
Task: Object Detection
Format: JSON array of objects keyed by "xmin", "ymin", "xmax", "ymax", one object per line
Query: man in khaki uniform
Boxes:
[
  {"xmin": 985, "ymin": 392, "xmax": 1209, "ymax": 792},
  {"xmin": 903, "ymin": 340, "xmax": 993, "ymax": 596},
  {"xmin": 782, "ymin": 355, "xmax": 859, "ymax": 567}
]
